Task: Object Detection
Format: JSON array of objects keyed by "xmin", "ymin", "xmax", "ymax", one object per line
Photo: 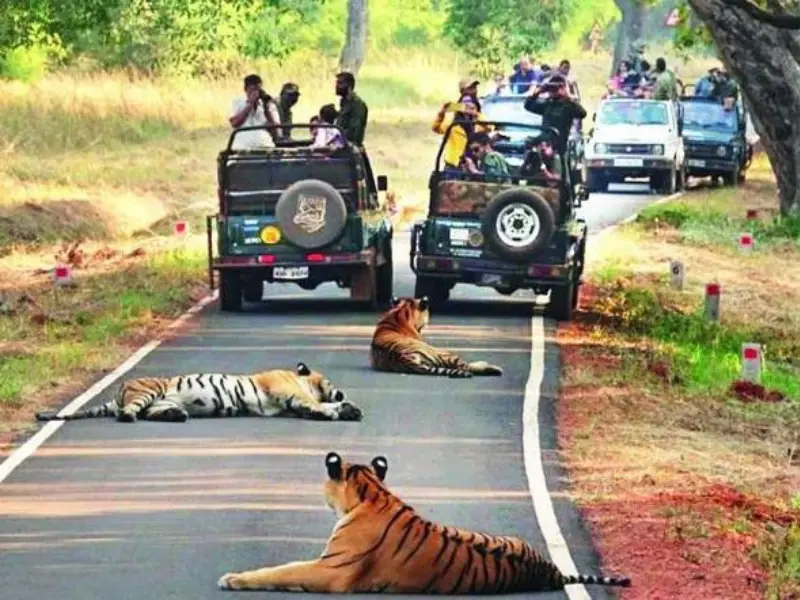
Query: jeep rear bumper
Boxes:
[
  {"xmin": 685, "ymin": 157, "xmax": 739, "ymax": 176},
  {"xmin": 413, "ymin": 254, "xmax": 577, "ymax": 289}
]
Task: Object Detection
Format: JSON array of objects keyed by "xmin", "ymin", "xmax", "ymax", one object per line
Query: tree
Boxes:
[
  {"xmin": 684, "ymin": 0, "xmax": 800, "ymax": 215},
  {"xmin": 339, "ymin": 0, "xmax": 368, "ymax": 75},
  {"xmin": 611, "ymin": 0, "xmax": 647, "ymax": 75}
]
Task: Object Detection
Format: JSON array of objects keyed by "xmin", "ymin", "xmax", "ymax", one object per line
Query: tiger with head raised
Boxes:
[
  {"xmin": 369, "ymin": 296, "xmax": 503, "ymax": 378},
  {"xmin": 35, "ymin": 363, "xmax": 362, "ymax": 423},
  {"xmin": 217, "ymin": 452, "xmax": 631, "ymax": 593}
]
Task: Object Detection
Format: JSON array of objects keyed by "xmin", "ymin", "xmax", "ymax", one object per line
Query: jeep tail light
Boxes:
[
  {"xmin": 257, "ymin": 255, "xmax": 275, "ymax": 264},
  {"xmin": 306, "ymin": 253, "xmax": 325, "ymax": 262}
]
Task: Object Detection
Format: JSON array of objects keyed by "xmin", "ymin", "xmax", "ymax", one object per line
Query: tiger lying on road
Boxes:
[
  {"xmin": 370, "ymin": 296, "xmax": 504, "ymax": 378},
  {"xmin": 35, "ymin": 363, "xmax": 363, "ymax": 423},
  {"xmin": 217, "ymin": 452, "xmax": 632, "ymax": 593}
]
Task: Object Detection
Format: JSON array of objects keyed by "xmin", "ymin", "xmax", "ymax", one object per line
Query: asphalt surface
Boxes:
[{"xmin": 0, "ymin": 183, "xmax": 658, "ymax": 600}]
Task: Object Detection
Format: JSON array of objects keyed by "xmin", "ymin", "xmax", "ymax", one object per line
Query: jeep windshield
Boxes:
[
  {"xmin": 682, "ymin": 101, "xmax": 739, "ymax": 132},
  {"xmin": 480, "ymin": 97, "xmax": 542, "ymax": 143},
  {"xmin": 597, "ymin": 100, "xmax": 668, "ymax": 126}
]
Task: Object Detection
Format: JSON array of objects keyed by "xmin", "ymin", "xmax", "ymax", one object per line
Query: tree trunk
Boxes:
[
  {"xmin": 339, "ymin": 0, "xmax": 368, "ymax": 75},
  {"xmin": 611, "ymin": 0, "xmax": 645, "ymax": 77},
  {"xmin": 687, "ymin": 0, "xmax": 800, "ymax": 215}
]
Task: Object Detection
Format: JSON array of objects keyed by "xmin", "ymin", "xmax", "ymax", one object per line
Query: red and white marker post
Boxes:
[
  {"xmin": 738, "ymin": 232, "xmax": 754, "ymax": 253},
  {"xmin": 174, "ymin": 220, "xmax": 189, "ymax": 237},
  {"xmin": 745, "ymin": 209, "xmax": 759, "ymax": 220},
  {"xmin": 670, "ymin": 260, "xmax": 685, "ymax": 291},
  {"xmin": 704, "ymin": 282, "xmax": 721, "ymax": 322},
  {"xmin": 741, "ymin": 343, "xmax": 763, "ymax": 383},
  {"xmin": 52, "ymin": 264, "xmax": 73, "ymax": 287}
]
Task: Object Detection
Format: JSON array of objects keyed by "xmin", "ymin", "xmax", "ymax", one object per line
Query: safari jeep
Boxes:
[
  {"xmin": 207, "ymin": 124, "xmax": 394, "ymax": 312},
  {"xmin": 410, "ymin": 122, "xmax": 589, "ymax": 321}
]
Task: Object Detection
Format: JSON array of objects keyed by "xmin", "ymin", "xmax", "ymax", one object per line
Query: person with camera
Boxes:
[
  {"xmin": 523, "ymin": 74, "xmax": 586, "ymax": 153},
  {"xmin": 228, "ymin": 74, "xmax": 282, "ymax": 149}
]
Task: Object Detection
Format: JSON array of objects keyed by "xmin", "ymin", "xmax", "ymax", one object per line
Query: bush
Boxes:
[{"xmin": 0, "ymin": 45, "xmax": 49, "ymax": 82}]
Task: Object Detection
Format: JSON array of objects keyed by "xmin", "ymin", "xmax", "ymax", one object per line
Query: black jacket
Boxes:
[{"xmin": 523, "ymin": 95, "xmax": 587, "ymax": 152}]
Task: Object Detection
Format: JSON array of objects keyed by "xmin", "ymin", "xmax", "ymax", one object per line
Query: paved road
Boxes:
[{"xmin": 0, "ymin": 184, "xmax": 658, "ymax": 600}]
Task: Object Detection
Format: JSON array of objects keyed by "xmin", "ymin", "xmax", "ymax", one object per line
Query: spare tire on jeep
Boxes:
[
  {"xmin": 481, "ymin": 188, "xmax": 556, "ymax": 260},
  {"xmin": 275, "ymin": 179, "xmax": 348, "ymax": 250}
]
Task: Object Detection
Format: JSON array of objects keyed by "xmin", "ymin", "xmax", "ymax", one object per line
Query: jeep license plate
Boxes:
[
  {"xmin": 688, "ymin": 159, "xmax": 706, "ymax": 167},
  {"xmin": 273, "ymin": 266, "xmax": 309, "ymax": 280},
  {"xmin": 614, "ymin": 158, "xmax": 643, "ymax": 167},
  {"xmin": 479, "ymin": 273, "xmax": 503, "ymax": 286}
]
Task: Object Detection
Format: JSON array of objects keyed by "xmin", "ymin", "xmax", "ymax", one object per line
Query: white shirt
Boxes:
[
  {"xmin": 229, "ymin": 96, "xmax": 281, "ymax": 150},
  {"xmin": 311, "ymin": 126, "xmax": 345, "ymax": 149}
]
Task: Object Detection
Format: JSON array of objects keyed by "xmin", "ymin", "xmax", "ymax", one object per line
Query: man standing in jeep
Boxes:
[
  {"xmin": 229, "ymin": 74, "xmax": 282, "ymax": 149},
  {"xmin": 277, "ymin": 82, "xmax": 300, "ymax": 139},
  {"xmin": 335, "ymin": 72, "xmax": 368, "ymax": 147},
  {"xmin": 523, "ymin": 74, "xmax": 587, "ymax": 153}
]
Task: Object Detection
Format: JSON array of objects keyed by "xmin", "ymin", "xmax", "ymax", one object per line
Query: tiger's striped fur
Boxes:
[
  {"xmin": 217, "ymin": 452, "xmax": 631, "ymax": 593},
  {"xmin": 35, "ymin": 363, "xmax": 362, "ymax": 423},
  {"xmin": 369, "ymin": 296, "xmax": 503, "ymax": 378}
]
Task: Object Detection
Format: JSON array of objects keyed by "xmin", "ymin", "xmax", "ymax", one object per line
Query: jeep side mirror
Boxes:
[{"xmin": 377, "ymin": 175, "xmax": 388, "ymax": 192}]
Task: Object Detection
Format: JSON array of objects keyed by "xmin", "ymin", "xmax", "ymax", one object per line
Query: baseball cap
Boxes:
[{"xmin": 459, "ymin": 78, "xmax": 480, "ymax": 92}]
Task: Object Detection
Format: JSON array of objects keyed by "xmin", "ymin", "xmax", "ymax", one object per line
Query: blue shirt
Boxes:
[
  {"xmin": 509, "ymin": 68, "xmax": 540, "ymax": 94},
  {"xmin": 694, "ymin": 76, "xmax": 716, "ymax": 97}
]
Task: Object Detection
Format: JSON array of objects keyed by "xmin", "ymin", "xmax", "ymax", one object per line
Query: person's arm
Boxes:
[
  {"xmin": 569, "ymin": 100, "xmax": 587, "ymax": 120},
  {"xmin": 345, "ymin": 99, "xmax": 368, "ymax": 143},
  {"xmin": 432, "ymin": 102, "xmax": 450, "ymax": 135},
  {"xmin": 265, "ymin": 101, "xmax": 283, "ymax": 140},
  {"xmin": 229, "ymin": 96, "xmax": 255, "ymax": 128},
  {"xmin": 523, "ymin": 89, "xmax": 546, "ymax": 115}
]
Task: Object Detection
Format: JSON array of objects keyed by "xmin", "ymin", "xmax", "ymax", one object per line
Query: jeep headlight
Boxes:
[
  {"xmin": 716, "ymin": 145, "xmax": 727, "ymax": 157},
  {"xmin": 650, "ymin": 144, "xmax": 664, "ymax": 156},
  {"xmin": 594, "ymin": 143, "xmax": 607, "ymax": 154}
]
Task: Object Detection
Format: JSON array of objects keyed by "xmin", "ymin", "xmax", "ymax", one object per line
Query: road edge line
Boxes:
[
  {"xmin": 523, "ymin": 315, "xmax": 591, "ymax": 600},
  {"xmin": 0, "ymin": 291, "xmax": 219, "ymax": 485},
  {"xmin": 589, "ymin": 190, "xmax": 685, "ymax": 242}
]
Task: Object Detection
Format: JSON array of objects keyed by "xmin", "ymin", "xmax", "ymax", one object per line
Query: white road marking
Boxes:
[
  {"xmin": 523, "ymin": 315, "xmax": 591, "ymax": 600},
  {"xmin": 0, "ymin": 292, "xmax": 219, "ymax": 485}
]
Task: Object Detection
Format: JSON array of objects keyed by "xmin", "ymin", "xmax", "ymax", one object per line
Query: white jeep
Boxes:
[{"xmin": 584, "ymin": 98, "xmax": 686, "ymax": 195}]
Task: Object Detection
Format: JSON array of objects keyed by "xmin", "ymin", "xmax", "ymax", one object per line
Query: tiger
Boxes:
[
  {"xmin": 369, "ymin": 296, "xmax": 504, "ymax": 378},
  {"xmin": 217, "ymin": 451, "xmax": 632, "ymax": 593},
  {"xmin": 35, "ymin": 363, "xmax": 363, "ymax": 424}
]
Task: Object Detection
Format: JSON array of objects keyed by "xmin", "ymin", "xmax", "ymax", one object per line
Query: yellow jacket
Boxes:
[{"xmin": 432, "ymin": 109, "xmax": 491, "ymax": 168}]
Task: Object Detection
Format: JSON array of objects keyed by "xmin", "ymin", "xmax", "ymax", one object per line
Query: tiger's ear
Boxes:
[
  {"xmin": 390, "ymin": 296, "xmax": 400, "ymax": 307},
  {"xmin": 296, "ymin": 362, "xmax": 311, "ymax": 376},
  {"xmin": 418, "ymin": 296, "xmax": 430, "ymax": 311},
  {"xmin": 326, "ymin": 452, "xmax": 343, "ymax": 480},
  {"xmin": 371, "ymin": 456, "xmax": 388, "ymax": 481}
]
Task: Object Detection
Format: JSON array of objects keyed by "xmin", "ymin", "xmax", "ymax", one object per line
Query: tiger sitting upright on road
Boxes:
[
  {"xmin": 35, "ymin": 363, "xmax": 362, "ymax": 423},
  {"xmin": 217, "ymin": 451, "xmax": 632, "ymax": 593},
  {"xmin": 369, "ymin": 296, "xmax": 503, "ymax": 378}
]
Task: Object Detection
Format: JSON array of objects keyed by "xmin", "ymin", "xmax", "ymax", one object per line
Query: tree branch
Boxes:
[{"xmin": 723, "ymin": 0, "xmax": 800, "ymax": 29}]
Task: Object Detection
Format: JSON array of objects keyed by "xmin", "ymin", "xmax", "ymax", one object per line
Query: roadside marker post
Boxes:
[
  {"xmin": 704, "ymin": 282, "xmax": 721, "ymax": 322},
  {"xmin": 746, "ymin": 209, "xmax": 759, "ymax": 220},
  {"xmin": 670, "ymin": 260, "xmax": 685, "ymax": 291},
  {"xmin": 738, "ymin": 232, "xmax": 754, "ymax": 253},
  {"xmin": 52, "ymin": 264, "xmax": 73, "ymax": 287},
  {"xmin": 174, "ymin": 221, "xmax": 189, "ymax": 237},
  {"xmin": 741, "ymin": 343, "xmax": 763, "ymax": 383}
]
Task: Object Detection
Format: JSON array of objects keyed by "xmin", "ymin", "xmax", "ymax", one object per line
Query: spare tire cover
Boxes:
[
  {"xmin": 275, "ymin": 179, "xmax": 348, "ymax": 250},
  {"xmin": 481, "ymin": 188, "xmax": 556, "ymax": 260}
]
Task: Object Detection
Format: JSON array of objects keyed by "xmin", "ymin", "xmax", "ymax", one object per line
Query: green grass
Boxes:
[
  {"xmin": 0, "ymin": 247, "xmax": 207, "ymax": 407},
  {"xmin": 635, "ymin": 196, "xmax": 800, "ymax": 251},
  {"xmin": 752, "ymin": 524, "xmax": 800, "ymax": 600}
]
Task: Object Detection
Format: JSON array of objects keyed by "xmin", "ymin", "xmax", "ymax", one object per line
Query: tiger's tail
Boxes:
[
  {"xmin": 467, "ymin": 361, "xmax": 504, "ymax": 376},
  {"xmin": 35, "ymin": 401, "xmax": 117, "ymax": 421},
  {"xmin": 563, "ymin": 574, "xmax": 631, "ymax": 587}
]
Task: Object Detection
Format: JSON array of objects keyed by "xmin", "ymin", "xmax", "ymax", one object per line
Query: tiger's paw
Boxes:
[
  {"xmin": 117, "ymin": 412, "xmax": 137, "ymax": 423},
  {"xmin": 336, "ymin": 402, "xmax": 363, "ymax": 422},
  {"xmin": 217, "ymin": 572, "xmax": 244, "ymax": 590}
]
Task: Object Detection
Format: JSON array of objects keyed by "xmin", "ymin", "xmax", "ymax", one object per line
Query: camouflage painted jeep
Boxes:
[
  {"xmin": 410, "ymin": 121, "xmax": 589, "ymax": 321},
  {"xmin": 207, "ymin": 124, "xmax": 394, "ymax": 312}
]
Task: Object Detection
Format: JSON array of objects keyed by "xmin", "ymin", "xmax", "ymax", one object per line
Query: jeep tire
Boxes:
[
  {"xmin": 482, "ymin": 189, "xmax": 556, "ymax": 260},
  {"xmin": 275, "ymin": 179, "xmax": 348, "ymax": 250},
  {"xmin": 242, "ymin": 279, "xmax": 264, "ymax": 304},
  {"xmin": 548, "ymin": 282, "xmax": 575, "ymax": 321},
  {"xmin": 414, "ymin": 276, "xmax": 450, "ymax": 310},
  {"xmin": 375, "ymin": 240, "xmax": 394, "ymax": 307},
  {"xmin": 219, "ymin": 271, "xmax": 243, "ymax": 312},
  {"xmin": 585, "ymin": 168, "xmax": 608, "ymax": 194}
]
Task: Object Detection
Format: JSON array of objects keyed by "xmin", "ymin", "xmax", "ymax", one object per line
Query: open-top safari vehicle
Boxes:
[
  {"xmin": 206, "ymin": 124, "xmax": 394, "ymax": 312},
  {"xmin": 410, "ymin": 121, "xmax": 589, "ymax": 321}
]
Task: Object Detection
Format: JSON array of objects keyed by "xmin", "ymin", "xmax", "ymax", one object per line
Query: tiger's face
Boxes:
[
  {"xmin": 296, "ymin": 363, "xmax": 345, "ymax": 403},
  {"xmin": 323, "ymin": 452, "xmax": 388, "ymax": 516},
  {"xmin": 389, "ymin": 296, "xmax": 430, "ymax": 332}
]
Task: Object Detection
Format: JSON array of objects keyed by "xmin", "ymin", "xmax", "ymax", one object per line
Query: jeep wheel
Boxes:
[
  {"xmin": 375, "ymin": 242, "xmax": 394, "ymax": 307},
  {"xmin": 242, "ymin": 280, "xmax": 264, "ymax": 303},
  {"xmin": 547, "ymin": 283, "xmax": 575, "ymax": 321},
  {"xmin": 676, "ymin": 163, "xmax": 687, "ymax": 191},
  {"xmin": 652, "ymin": 167, "xmax": 677, "ymax": 195},
  {"xmin": 414, "ymin": 276, "xmax": 450, "ymax": 309},
  {"xmin": 219, "ymin": 271, "xmax": 243, "ymax": 312},
  {"xmin": 722, "ymin": 170, "xmax": 738, "ymax": 187},
  {"xmin": 275, "ymin": 179, "xmax": 348, "ymax": 250},
  {"xmin": 585, "ymin": 168, "xmax": 608, "ymax": 194},
  {"xmin": 482, "ymin": 189, "xmax": 556, "ymax": 261}
]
